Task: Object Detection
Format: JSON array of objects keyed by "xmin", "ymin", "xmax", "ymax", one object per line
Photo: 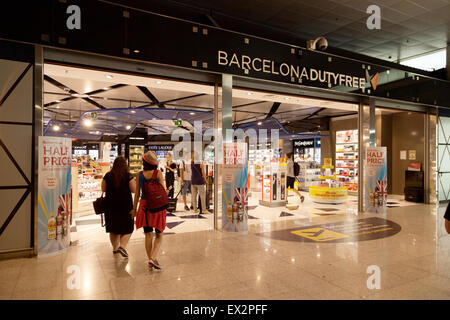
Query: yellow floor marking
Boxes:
[{"xmin": 291, "ymin": 227, "xmax": 349, "ymax": 242}]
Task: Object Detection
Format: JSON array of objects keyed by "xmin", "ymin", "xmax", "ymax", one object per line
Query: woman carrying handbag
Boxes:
[{"xmin": 101, "ymin": 156, "xmax": 136, "ymax": 258}]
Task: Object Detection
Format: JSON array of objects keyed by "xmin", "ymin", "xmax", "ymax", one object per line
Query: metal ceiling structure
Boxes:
[
  {"xmin": 111, "ymin": 0, "xmax": 450, "ymax": 72},
  {"xmin": 43, "ymin": 65, "xmax": 358, "ymax": 137}
]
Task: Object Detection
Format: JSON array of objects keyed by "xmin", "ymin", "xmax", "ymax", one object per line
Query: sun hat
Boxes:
[{"xmin": 143, "ymin": 150, "xmax": 159, "ymax": 165}]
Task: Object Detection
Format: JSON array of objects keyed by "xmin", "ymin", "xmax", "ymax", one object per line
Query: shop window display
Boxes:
[
  {"xmin": 74, "ymin": 155, "xmax": 103, "ymax": 203},
  {"xmin": 335, "ymin": 130, "xmax": 359, "ymax": 193},
  {"xmin": 309, "ymin": 158, "xmax": 348, "ymax": 204}
]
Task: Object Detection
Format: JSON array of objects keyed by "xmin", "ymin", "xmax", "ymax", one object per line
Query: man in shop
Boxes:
[
  {"xmin": 286, "ymin": 153, "xmax": 304, "ymax": 203},
  {"xmin": 180, "ymin": 152, "xmax": 193, "ymax": 211}
]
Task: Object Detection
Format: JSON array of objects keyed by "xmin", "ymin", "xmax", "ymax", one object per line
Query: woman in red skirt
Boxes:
[{"xmin": 130, "ymin": 151, "xmax": 167, "ymax": 270}]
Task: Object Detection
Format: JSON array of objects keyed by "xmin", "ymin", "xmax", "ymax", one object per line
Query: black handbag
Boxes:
[{"xmin": 93, "ymin": 192, "xmax": 106, "ymax": 215}]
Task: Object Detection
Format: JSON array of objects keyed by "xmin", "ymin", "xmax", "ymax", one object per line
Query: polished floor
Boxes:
[{"xmin": 1, "ymin": 203, "xmax": 450, "ymax": 300}]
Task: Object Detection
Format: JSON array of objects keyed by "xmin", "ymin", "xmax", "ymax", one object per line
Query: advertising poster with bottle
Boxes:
[
  {"xmin": 38, "ymin": 136, "xmax": 72, "ymax": 254},
  {"xmin": 222, "ymin": 142, "xmax": 248, "ymax": 234},
  {"xmin": 365, "ymin": 147, "xmax": 387, "ymax": 214}
]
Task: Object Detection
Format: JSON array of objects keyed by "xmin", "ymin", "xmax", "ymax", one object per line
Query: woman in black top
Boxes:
[
  {"xmin": 101, "ymin": 156, "xmax": 136, "ymax": 258},
  {"xmin": 165, "ymin": 153, "xmax": 177, "ymax": 198}
]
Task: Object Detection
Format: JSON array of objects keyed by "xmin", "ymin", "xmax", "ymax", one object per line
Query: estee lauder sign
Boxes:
[{"xmin": 218, "ymin": 50, "xmax": 366, "ymax": 90}]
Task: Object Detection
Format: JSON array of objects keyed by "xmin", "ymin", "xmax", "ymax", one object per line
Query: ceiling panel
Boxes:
[
  {"xmin": 51, "ymin": 76, "xmax": 114, "ymax": 94},
  {"xmin": 95, "ymin": 85, "xmax": 150, "ymax": 103}
]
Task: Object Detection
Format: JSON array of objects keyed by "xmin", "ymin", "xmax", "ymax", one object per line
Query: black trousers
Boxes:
[{"xmin": 166, "ymin": 178, "xmax": 174, "ymax": 198}]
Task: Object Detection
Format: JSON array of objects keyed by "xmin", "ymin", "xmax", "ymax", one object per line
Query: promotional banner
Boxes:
[
  {"xmin": 38, "ymin": 136, "xmax": 72, "ymax": 254},
  {"xmin": 365, "ymin": 147, "xmax": 387, "ymax": 214},
  {"xmin": 222, "ymin": 142, "xmax": 248, "ymax": 234}
]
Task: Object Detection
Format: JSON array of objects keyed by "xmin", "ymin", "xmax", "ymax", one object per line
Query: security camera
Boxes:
[{"xmin": 307, "ymin": 37, "xmax": 328, "ymax": 51}]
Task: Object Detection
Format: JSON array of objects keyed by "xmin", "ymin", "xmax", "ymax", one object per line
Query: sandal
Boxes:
[{"xmin": 117, "ymin": 246, "xmax": 129, "ymax": 258}]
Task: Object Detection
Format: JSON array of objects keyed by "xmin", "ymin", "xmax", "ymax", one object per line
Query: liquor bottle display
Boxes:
[{"xmin": 47, "ymin": 213, "xmax": 56, "ymax": 240}]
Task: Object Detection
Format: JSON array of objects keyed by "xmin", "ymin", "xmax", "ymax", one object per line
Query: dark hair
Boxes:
[
  {"xmin": 109, "ymin": 156, "xmax": 129, "ymax": 188},
  {"xmin": 143, "ymin": 160, "xmax": 158, "ymax": 171}
]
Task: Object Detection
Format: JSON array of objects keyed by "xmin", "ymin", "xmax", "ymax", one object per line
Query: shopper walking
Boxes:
[
  {"xmin": 165, "ymin": 152, "xmax": 177, "ymax": 198},
  {"xmin": 130, "ymin": 151, "xmax": 167, "ymax": 270},
  {"xmin": 286, "ymin": 153, "xmax": 304, "ymax": 202},
  {"xmin": 101, "ymin": 156, "xmax": 136, "ymax": 258},
  {"xmin": 191, "ymin": 152, "xmax": 212, "ymax": 214},
  {"xmin": 180, "ymin": 152, "xmax": 193, "ymax": 211}
]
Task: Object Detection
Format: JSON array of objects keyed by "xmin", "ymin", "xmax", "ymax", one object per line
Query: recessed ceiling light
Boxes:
[
  {"xmin": 53, "ymin": 125, "xmax": 60, "ymax": 132},
  {"xmin": 134, "ymin": 49, "xmax": 140, "ymax": 53},
  {"xmin": 95, "ymin": 131, "xmax": 100, "ymax": 134},
  {"xmin": 131, "ymin": 110, "xmax": 136, "ymax": 114},
  {"xmin": 156, "ymin": 80, "xmax": 162, "ymax": 84},
  {"xmin": 83, "ymin": 119, "xmax": 92, "ymax": 127},
  {"xmin": 189, "ymin": 112, "xmax": 195, "ymax": 115},
  {"xmin": 126, "ymin": 125, "xmax": 131, "ymax": 130},
  {"xmin": 285, "ymin": 97, "xmax": 290, "ymax": 100},
  {"xmin": 257, "ymin": 121, "xmax": 262, "ymax": 125},
  {"xmin": 103, "ymin": 87, "xmax": 109, "ymax": 90},
  {"xmin": 247, "ymin": 92, "xmax": 253, "ymax": 95},
  {"xmin": 56, "ymin": 106, "xmax": 60, "ymax": 109},
  {"xmin": 55, "ymin": 100, "xmax": 61, "ymax": 103},
  {"xmin": 106, "ymin": 75, "xmax": 113, "ymax": 79}
]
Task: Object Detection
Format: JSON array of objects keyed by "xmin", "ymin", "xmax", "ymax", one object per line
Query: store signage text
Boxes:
[
  {"xmin": 218, "ymin": 50, "xmax": 366, "ymax": 89},
  {"xmin": 294, "ymin": 139, "xmax": 314, "ymax": 148},
  {"xmin": 367, "ymin": 151, "xmax": 385, "ymax": 165},
  {"xmin": 148, "ymin": 145, "xmax": 173, "ymax": 150},
  {"xmin": 43, "ymin": 144, "xmax": 71, "ymax": 167}
]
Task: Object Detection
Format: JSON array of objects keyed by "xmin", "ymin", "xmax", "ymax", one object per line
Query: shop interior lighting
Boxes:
[
  {"xmin": 247, "ymin": 92, "xmax": 253, "ymax": 96},
  {"xmin": 126, "ymin": 125, "xmax": 131, "ymax": 130},
  {"xmin": 52, "ymin": 125, "xmax": 60, "ymax": 131},
  {"xmin": 131, "ymin": 110, "xmax": 136, "ymax": 113},
  {"xmin": 156, "ymin": 80, "xmax": 162, "ymax": 84},
  {"xmin": 56, "ymin": 106, "xmax": 60, "ymax": 109},
  {"xmin": 83, "ymin": 119, "xmax": 93, "ymax": 127},
  {"xmin": 95, "ymin": 131, "xmax": 100, "ymax": 134},
  {"xmin": 71, "ymin": 93, "xmax": 90, "ymax": 98},
  {"xmin": 257, "ymin": 121, "xmax": 262, "ymax": 125},
  {"xmin": 103, "ymin": 87, "xmax": 109, "ymax": 90},
  {"xmin": 189, "ymin": 112, "xmax": 195, "ymax": 115},
  {"xmin": 106, "ymin": 74, "xmax": 113, "ymax": 79}
]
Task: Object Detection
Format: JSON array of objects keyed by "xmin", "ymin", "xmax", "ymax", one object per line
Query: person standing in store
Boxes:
[
  {"xmin": 164, "ymin": 152, "xmax": 177, "ymax": 198},
  {"xmin": 191, "ymin": 151, "xmax": 212, "ymax": 214},
  {"xmin": 130, "ymin": 151, "xmax": 167, "ymax": 270},
  {"xmin": 286, "ymin": 153, "xmax": 304, "ymax": 202},
  {"xmin": 101, "ymin": 156, "xmax": 136, "ymax": 258},
  {"xmin": 180, "ymin": 152, "xmax": 193, "ymax": 211}
]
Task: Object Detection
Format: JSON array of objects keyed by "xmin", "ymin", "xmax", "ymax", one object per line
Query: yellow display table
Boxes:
[
  {"xmin": 309, "ymin": 184, "xmax": 348, "ymax": 204},
  {"xmin": 309, "ymin": 158, "xmax": 348, "ymax": 204}
]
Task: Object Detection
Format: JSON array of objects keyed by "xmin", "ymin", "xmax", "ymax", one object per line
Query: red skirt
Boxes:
[{"xmin": 135, "ymin": 198, "xmax": 167, "ymax": 232}]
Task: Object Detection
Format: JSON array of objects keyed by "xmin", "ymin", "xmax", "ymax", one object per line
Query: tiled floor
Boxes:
[{"xmin": 1, "ymin": 203, "xmax": 450, "ymax": 300}]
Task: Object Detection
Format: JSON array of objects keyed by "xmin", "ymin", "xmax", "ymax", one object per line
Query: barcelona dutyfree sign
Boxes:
[{"xmin": 1, "ymin": 0, "xmax": 450, "ymax": 107}]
